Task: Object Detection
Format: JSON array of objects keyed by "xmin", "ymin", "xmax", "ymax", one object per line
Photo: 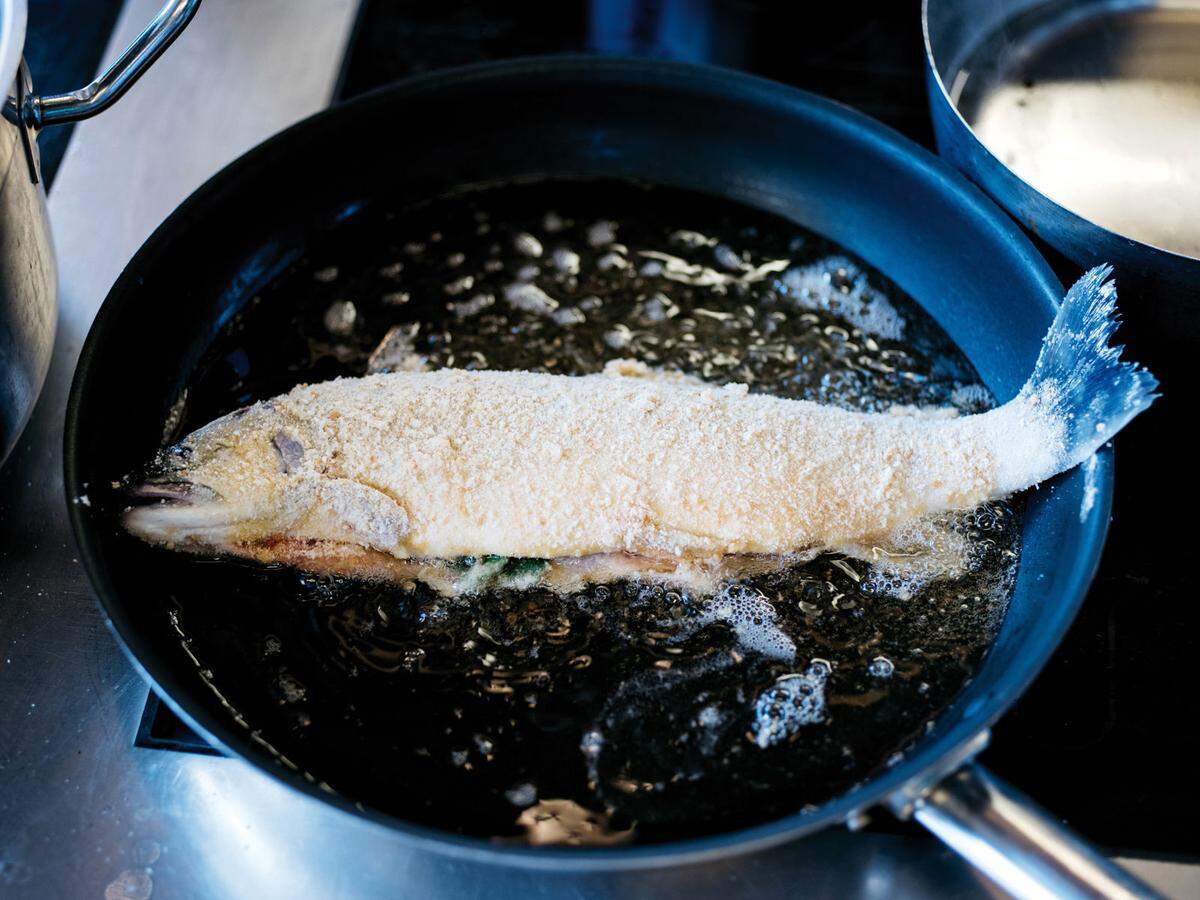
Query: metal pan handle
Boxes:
[
  {"xmin": 22, "ymin": 0, "xmax": 203, "ymax": 129},
  {"xmin": 910, "ymin": 762, "xmax": 1159, "ymax": 898}
]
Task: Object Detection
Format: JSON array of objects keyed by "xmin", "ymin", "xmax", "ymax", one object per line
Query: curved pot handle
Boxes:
[
  {"xmin": 22, "ymin": 0, "xmax": 203, "ymax": 129},
  {"xmin": 906, "ymin": 762, "xmax": 1158, "ymax": 899}
]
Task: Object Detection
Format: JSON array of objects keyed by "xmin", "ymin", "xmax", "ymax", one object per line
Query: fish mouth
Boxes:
[
  {"xmin": 123, "ymin": 480, "xmax": 242, "ymax": 545},
  {"xmin": 129, "ymin": 480, "xmax": 209, "ymax": 503}
]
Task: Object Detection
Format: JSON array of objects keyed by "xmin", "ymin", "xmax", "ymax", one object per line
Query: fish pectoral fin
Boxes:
[{"xmin": 316, "ymin": 477, "xmax": 410, "ymax": 553}]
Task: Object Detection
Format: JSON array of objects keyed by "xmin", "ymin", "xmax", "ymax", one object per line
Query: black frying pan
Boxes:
[{"xmin": 64, "ymin": 58, "xmax": 1152, "ymax": 897}]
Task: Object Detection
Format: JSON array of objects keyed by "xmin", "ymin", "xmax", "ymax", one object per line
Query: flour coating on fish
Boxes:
[{"xmin": 124, "ymin": 268, "xmax": 1156, "ymax": 594}]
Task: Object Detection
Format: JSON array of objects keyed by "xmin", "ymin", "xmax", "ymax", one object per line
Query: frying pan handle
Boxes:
[
  {"xmin": 909, "ymin": 763, "xmax": 1159, "ymax": 899},
  {"xmin": 22, "ymin": 0, "xmax": 203, "ymax": 129}
]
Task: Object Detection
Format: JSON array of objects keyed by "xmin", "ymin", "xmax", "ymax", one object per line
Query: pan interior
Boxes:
[{"xmin": 105, "ymin": 179, "xmax": 1021, "ymax": 845}]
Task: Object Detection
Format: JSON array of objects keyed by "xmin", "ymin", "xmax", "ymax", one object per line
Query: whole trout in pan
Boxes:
[{"xmin": 125, "ymin": 267, "xmax": 1156, "ymax": 593}]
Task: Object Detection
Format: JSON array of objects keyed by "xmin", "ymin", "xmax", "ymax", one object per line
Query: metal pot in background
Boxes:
[
  {"xmin": 922, "ymin": 0, "xmax": 1200, "ymax": 365},
  {"xmin": 0, "ymin": 0, "xmax": 201, "ymax": 466}
]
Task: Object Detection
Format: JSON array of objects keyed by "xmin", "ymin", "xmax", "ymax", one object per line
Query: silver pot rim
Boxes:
[{"xmin": 0, "ymin": 0, "xmax": 25, "ymax": 94}]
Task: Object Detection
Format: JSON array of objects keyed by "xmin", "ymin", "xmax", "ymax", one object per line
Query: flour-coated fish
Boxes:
[{"xmin": 124, "ymin": 267, "xmax": 1156, "ymax": 592}]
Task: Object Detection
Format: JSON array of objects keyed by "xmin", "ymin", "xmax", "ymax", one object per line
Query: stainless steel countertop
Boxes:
[{"xmin": 0, "ymin": 1, "xmax": 1194, "ymax": 897}]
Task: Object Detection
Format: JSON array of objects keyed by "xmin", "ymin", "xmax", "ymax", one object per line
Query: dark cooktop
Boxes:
[{"xmin": 138, "ymin": 0, "xmax": 1199, "ymax": 860}]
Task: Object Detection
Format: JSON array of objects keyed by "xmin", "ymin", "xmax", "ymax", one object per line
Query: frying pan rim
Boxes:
[{"xmin": 64, "ymin": 54, "xmax": 1112, "ymax": 871}]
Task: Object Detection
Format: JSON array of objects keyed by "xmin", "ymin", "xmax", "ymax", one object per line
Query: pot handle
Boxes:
[
  {"xmin": 906, "ymin": 762, "xmax": 1159, "ymax": 899},
  {"xmin": 22, "ymin": 0, "xmax": 203, "ymax": 129}
]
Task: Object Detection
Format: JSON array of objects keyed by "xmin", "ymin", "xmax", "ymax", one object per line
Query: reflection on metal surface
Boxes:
[
  {"xmin": 913, "ymin": 764, "xmax": 1156, "ymax": 900},
  {"xmin": 0, "ymin": 62, "xmax": 55, "ymax": 465},
  {"xmin": 953, "ymin": 1, "xmax": 1200, "ymax": 259},
  {"xmin": 22, "ymin": 0, "xmax": 203, "ymax": 130}
]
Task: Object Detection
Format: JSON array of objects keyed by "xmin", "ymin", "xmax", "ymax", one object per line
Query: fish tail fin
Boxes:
[{"xmin": 1022, "ymin": 265, "xmax": 1158, "ymax": 470}]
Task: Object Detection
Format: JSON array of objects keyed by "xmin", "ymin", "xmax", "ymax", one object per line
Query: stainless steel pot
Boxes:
[
  {"xmin": 922, "ymin": 0, "xmax": 1200, "ymax": 359},
  {"xmin": 0, "ymin": 0, "xmax": 201, "ymax": 466}
]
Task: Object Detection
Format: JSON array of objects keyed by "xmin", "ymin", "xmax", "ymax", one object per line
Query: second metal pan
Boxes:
[{"xmin": 923, "ymin": 0, "xmax": 1200, "ymax": 359}]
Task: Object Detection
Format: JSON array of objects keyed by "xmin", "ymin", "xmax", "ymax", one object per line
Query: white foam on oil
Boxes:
[
  {"xmin": 843, "ymin": 511, "xmax": 980, "ymax": 601},
  {"xmin": 503, "ymin": 282, "xmax": 558, "ymax": 315},
  {"xmin": 637, "ymin": 251, "xmax": 788, "ymax": 288},
  {"xmin": 750, "ymin": 661, "xmax": 830, "ymax": 749},
  {"xmin": 778, "ymin": 256, "xmax": 905, "ymax": 341},
  {"xmin": 693, "ymin": 584, "xmax": 796, "ymax": 663}
]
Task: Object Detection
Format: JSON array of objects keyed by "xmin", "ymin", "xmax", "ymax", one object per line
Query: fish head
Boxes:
[{"xmin": 124, "ymin": 400, "xmax": 317, "ymax": 550}]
